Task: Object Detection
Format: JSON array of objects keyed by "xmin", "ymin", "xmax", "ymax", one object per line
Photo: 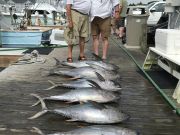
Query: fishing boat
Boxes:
[
  {"xmin": 27, "ymin": 25, "xmax": 68, "ymax": 46},
  {"xmin": 25, "ymin": 2, "xmax": 67, "ymax": 46},
  {"xmin": 0, "ymin": 28, "xmax": 52, "ymax": 48},
  {"xmin": 1, "ymin": 2, "xmax": 66, "ymax": 26}
]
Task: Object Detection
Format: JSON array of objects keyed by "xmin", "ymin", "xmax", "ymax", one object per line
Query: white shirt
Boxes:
[
  {"xmin": 90, "ymin": 0, "xmax": 119, "ymax": 21},
  {"xmin": 66, "ymin": 0, "xmax": 91, "ymax": 15}
]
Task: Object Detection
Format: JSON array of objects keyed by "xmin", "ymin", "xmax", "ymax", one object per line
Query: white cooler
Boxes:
[{"xmin": 155, "ymin": 29, "xmax": 180, "ymax": 55}]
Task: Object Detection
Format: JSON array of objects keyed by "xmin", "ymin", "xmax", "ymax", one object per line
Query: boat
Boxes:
[
  {"xmin": 27, "ymin": 25, "xmax": 68, "ymax": 46},
  {"xmin": 0, "ymin": 1, "xmax": 67, "ymax": 47},
  {"xmin": 1, "ymin": 2, "xmax": 66, "ymax": 26},
  {"xmin": 0, "ymin": 28, "xmax": 52, "ymax": 48}
]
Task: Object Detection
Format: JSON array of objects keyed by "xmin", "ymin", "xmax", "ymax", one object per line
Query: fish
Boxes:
[
  {"xmin": 29, "ymin": 95, "xmax": 129, "ymax": 124},
  {"xmin": 45, "ymin": 79, "xmax": 93, "ymax": 90},
  {"xmin": 32, "ymin": 125, "xmax": 139, "ymax": 135},
  {"xmin": 49, "ymin": 66, "xmax": 120, "ymax": 81},
  {"xmin": 54, "ymin": 57, "xmax": 119, "ymax": 71},
  {"xmin": 45, "ymin": 74, "xmax": 121, "ymax": 91},
  {"xmin": 54, "ymin": 57, "xmax": 89, "ymax": 68},
  {"xmin": 31, "ymin": 88, "xmax": 120, "ymax": 106}
]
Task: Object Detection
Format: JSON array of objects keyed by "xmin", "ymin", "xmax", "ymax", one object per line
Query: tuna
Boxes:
[
  {"xmin": 32, "ymin": 125, "xmax": 138, "ymax": 135},
  {"xmin": 45, "ymin": 77, "xmax": 121, "ymax": 91},
  {"xmin": 31, "ymin": 88, "xmax": 120, "ymax": 105},
  {"xmin": 49, "ymin": 66, "xmax": 120, "ymax": 81},
  {"xmin": 29, "ymin": 95, "xmax": 129, "ymax": 124},
  {"xmin": 54, "ymin": 57, "xmax": 119, "ymax": 71},
  {"xmin": 45, "ymin": 79, "xmax": 93, "ymax": 90},
  {"xmin": 54, "ymin": 57, "xmax": 89, "ymax": 68}
]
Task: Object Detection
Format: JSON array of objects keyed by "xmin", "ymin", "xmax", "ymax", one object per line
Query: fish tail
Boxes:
[
  {"xmin": 28, "ymin": 94, "xmax": 48, "ymax": 119},
  {"xmin": 44, "ymin": 80, "xmax": 60, "ymax": 90},
  {"xmin": 31, "ymin": 127, "xmax": 44, "ymax": 135},
  {"xmin": 92, "ymin": 53, "xmax": 102, "ymax": 61},
  {"xmin": 53, "ymin": 57, "xmax": 62, "ymax": 66},
  {"xmin": 40, "ymin": 69, "xmax": 51, "ymax": 76},
  {"xmin": 30, "ymin": 93, "xmax": 41, "ymax": 106},
  {"xmin": 28, "ymin": 110, "xmax": 48, "ymax": 120}
]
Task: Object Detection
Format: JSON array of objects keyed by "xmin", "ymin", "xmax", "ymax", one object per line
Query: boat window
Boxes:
[
  {"xmin": 152, "ymin": 3, "xmax": 165, "ymax": 12},
  {"xmin": 30, "ymin": 10, "xmax": 50, "ymax": 15},
  {"xmin": 147, "ymin": 2, "xmax": 156, "ymax": 9}
]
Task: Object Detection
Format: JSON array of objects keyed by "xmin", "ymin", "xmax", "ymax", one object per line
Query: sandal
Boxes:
[
  {"xmin": 67, "ymin": 57, "xmax": 73, "ymax": 63},
  {"xmin": 78, "ymin": 56, "xmax": 87, "ymax": 61}
]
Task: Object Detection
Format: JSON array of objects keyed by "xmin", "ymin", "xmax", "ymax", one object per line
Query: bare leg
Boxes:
[
  {"xmin": 92, "ymin": 35, "xmax": 99, "ymax": 56},
  {"xmin": 119, "ymin": 27, "xmax": 125, "ymax": 38},
  {"xmin": 67, "ymin": 45, "xmax": 73, "ymax": 61},
  {"xmin": 79, "ymin": 37, "xmax": 85, "ymax": 57},
  {"xmin": 102, "ymin": 37, "xmax": 109, "ymax": 60}
]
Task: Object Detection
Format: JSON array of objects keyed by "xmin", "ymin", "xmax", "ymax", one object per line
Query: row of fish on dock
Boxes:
[{"xmin": 29, "ymin": 54, "xmax": 139, "ymax": 135}]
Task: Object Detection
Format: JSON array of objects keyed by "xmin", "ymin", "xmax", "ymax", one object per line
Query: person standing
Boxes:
[
  {"xmin": 65, "ymin": 0, "xmax": 91, "ymax": 63},
  {"xmin": 116, "ymin": 0, "xmax": 128, "ymax": 39},
  {"xmin": 90, "ymin": 0, "xmax": 120, "ymax": 60}
]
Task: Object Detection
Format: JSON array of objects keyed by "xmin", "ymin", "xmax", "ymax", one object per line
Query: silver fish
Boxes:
[
  {"xmin": 86, "ymin": 61, "xmax": 119, "ymax": 71},
  {"xmin": 31, "ymin": 89, "xmax": 119, "ymax": 106},
  {"xmin": 45, "ymin": 79, "xmax": 93, "ymax": 90},
  {"xmin": 54, "ymin": 58, "xmax": 89, "ymax": 68},
  {"xmin": 29, "ymin": 95, "xmax": 129, "ymax": 124},
  {"xmin": 54, "ymin": 57, "xmax": 119, "ymax": 71},
  {"xmin": 49, "ymin": 67, "xmax": 120, "ymax": 80},
  {"xmin": 45, "ymin": 78, "xmax": 121, "ymax": 91},
  {"xmin": 32, "ymin": 125, "xmax": 138, "ymax": 135}
]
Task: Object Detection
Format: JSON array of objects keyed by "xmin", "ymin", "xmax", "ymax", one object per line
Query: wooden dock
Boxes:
[{"xmin": 0, "ymin": 36, "xmax": 179, "ymax": 135}]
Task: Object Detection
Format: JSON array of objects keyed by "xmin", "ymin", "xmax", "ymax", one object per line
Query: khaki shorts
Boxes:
[
  {"xmin": 71, "ymin": 9, "xmax": 89, "ymax": 38},
  {"xmin": 91, "ymin": 17, "xmax": 111, "ymax": 38},
  {"xmin": 111, "ymin": 17, "xmax": 116, "ymax": 26}
]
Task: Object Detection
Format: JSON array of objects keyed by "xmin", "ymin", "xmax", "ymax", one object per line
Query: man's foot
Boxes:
[
  {"xmin": 67, "ymin": 57, "xmax": 73, "ymax": 63},
  {"xmin": 102, "ymin": 58, "xmax": 108, "ymax": 62},
  {"xmin": 78, "ymin": 56, "xmax": 87, "ymax": 61}
]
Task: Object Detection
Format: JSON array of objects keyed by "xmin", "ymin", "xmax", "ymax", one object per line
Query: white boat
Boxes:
[
  {"xmin": 1, "ymin": 3, "xmax": 66, "ymax": 26},
  {"xmin": 27, "ymin": 26, "xmax": 68, "ymax": 46},
  {"xmin": 0, "ymin": 28, "xmax": 52, "ymax": 48}
]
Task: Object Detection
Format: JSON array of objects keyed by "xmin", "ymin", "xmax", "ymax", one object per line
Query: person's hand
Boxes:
[
  {"xmin": 68, "ymin": 20, "xmax": 73, "ymax": 29},
  {"xmin": 114, "ymin": 12, "xmax": 121, "ymax": 21},
  {"xmin": 114, "ymin": 11, "xmax": 120, "ymax": 21}
]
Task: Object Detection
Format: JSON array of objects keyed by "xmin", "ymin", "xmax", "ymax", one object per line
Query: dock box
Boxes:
[{"xmin": 155, "ymin": 29, "xmax": 180, "ymax": 55}]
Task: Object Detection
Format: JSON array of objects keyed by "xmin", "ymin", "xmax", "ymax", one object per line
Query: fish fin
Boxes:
[
  {"xmin": 53, "ymin": 57, "xmax": 62, "ymax": 66},
  {"xmin": 79, "ymin": 101, "xmax": 86, "ymax": 104},
  {"xmin": 66, "ymin": 118, "xmax": 78, "ymax": 122},
  {"xmin": 87, "ymin": 80, "xmax": 102, "ymax": 89},
  {"xmin": 30, "ymin": 94, "xmax": 47, "ymax": 109},
  {"xmin": 29, "ymin": 94, "xmax": 48, "ymax": 119},
  {"xmin": 31, "ymin": 127, "xmax": 44, "ymax": 135},
  {"xmin": 64, "ymin": 77, "xmax": 80, "ymax": 81},
  {"xmin": 65, "ymin": 101, "xmax": 75, "ymax": 104},
  {"xmin": 112, "ymin": 80, "xmax": 122, "ymax": 88},
  {"xmin": 87, "ymin": 101, "xmax": 106, "ymax": 110},
  {"xmin": 92, "ymin": 53, "xmax": 102, "ymax": 61},
  {"xmin": 28, "ymin": 110, "xmax": 48, "ymax": 120},
  {"xmin": 48, "ymin": 80, "xmax": 56, "ymax": 85},
  {"xmin": 31, "ymin": 100, "xmax": 41, "ymax": 107},
  {"xmin": 44, "ymin": 80, "xmax": 59, "ymax": 90},
  {"xmin": 95, "ymin": 72, "xmax": 105, "ymax": 81}
]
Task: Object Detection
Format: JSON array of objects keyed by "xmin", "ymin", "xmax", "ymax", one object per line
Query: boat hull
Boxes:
[{"xmin": 0, "ymin": 29, "xmax": 52, "ymax": 48}]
